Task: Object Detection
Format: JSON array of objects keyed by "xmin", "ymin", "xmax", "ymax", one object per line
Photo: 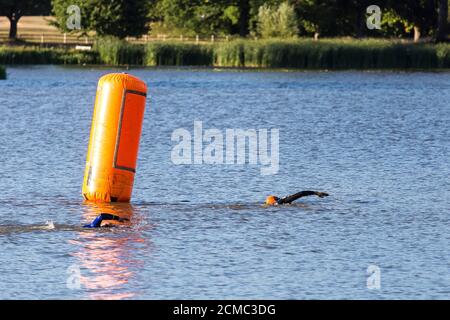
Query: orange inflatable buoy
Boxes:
[{"xmin": 82, "ymin": 73, "xmax": 148, "ymax": 202}]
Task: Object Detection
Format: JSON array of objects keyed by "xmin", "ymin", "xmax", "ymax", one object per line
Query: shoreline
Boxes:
[
  {"xmin": 3, "ymin": 64, "xmax": 450, "ymax": 73},
  {"xmin": 1, "ymin": 39, "xmax": 450, "ymax": 70}
]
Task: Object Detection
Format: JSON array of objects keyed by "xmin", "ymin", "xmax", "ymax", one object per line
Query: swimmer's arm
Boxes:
[
  {"xmin": 278, "ymin": 191, "xmax": 329, "ymax": 204},
  {"xmin": 83, "ymin": 213, "xmax": 128, "ymax": 228}
]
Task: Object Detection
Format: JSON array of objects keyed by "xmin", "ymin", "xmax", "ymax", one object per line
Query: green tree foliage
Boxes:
[
  {"xmin": 51, "ymin": 0, "xmax": 150, "ymax": 38},
  {"xmin": 0, "ymin": 0, "xmax": 51, "ymax": 39},
  {"xmin": 294, "ymin": 0, "xmax": 340, "ymax": 38},
  {"xmin": 154, "ymin": 0, "xmax": 244, "ymax": 36},
  {"xmin": 247, "ymin": 0, "xmax": 280, "ymax": 34},
  {"xmin": 256, "ymin": 1, "xmax": 298, "ymax": 38},
  {"xmin": 45, "ymin": 0, "xmax": 450, "ymax": 40},
  {"xmin": 292, "ymin": 0, "xmax": 389, "ymax": 38},
  {"xmin": 388, "ymin": 0, "xmax": 438, "ymax": 41},
  {"xmin": 149, "ymin": 0, "xmax": 448, "ymax": 38},
  {"xmin": 378, "ymin": 9, "xmax": 414, "ymax": 38}
]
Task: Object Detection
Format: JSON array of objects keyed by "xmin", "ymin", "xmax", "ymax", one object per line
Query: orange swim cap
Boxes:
[{"xmin": 265, "ymin": 195, "xmax": 279, "ymax": 205}]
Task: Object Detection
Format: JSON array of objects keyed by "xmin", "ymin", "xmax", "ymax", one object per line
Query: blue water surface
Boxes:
[{"xmin": 0, "ymin": 66, "xmax": 449, "ymax": 299}]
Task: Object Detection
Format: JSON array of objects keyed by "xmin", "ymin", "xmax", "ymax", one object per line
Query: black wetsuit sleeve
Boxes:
[
  {"xmin": 101, "ymin": 213, "xmax": 129, "ymax": 223},
  {"xmin": 277, "ymin": 191, "xmax": 318, "ymax": 204}
]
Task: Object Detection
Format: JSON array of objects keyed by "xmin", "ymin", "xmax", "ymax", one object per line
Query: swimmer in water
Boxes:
[
  {"xmin": 82, "ymin": 191, "xmax": 328, "ymax": 227},
  {"xmin": 83, "ymin": 213, "xmax": 129, "ymax": 228},
  {"xmin": 265, "ymin": 190, "xmax": 329, "ymax": 206}
]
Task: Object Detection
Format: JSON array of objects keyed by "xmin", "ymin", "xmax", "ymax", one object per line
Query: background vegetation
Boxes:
[
  {"xmin": 0, "ymin": 1, "xmax": 448, "ymax": 42},
  {"xmin": 1, "ymin": 39, "xmax": 449, "ymax": 69},
  {"xmin": 0, "ymin": 1, "xmax": 449, "ymax": 70}
]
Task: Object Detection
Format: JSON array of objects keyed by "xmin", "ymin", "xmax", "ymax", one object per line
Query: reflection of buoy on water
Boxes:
[
  {"xmin": 82, "ymin": 73, "xmax": 148, "ymax": 202},
  {"xmin": 74, "ymin": 202, "xmax": 145, "ymax": 299}
]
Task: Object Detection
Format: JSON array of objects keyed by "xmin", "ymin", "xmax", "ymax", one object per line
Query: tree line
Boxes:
[{"xmin": 0, "ymin": 0, "xmax": 448, "ymax": 42}]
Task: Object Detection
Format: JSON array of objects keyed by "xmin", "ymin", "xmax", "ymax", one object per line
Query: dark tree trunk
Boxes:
[
  {"xmin": 355, "ymin": 0, "xmax": 368, "ymax": 38},
  {"xmin": 238, "ymin": 0, "xmax": 250, "ymax": 37},
  {"xmin": 437, "ymin": 0, "xmax": 448, "ymax": 42},
  {"xmin": 8, "ymin": 14, "xmax": 19, "ymax": 40}
]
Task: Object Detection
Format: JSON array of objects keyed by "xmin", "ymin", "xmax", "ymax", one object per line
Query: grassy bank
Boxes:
[
  {"xmin": 213, "ymin": 39, "xmax": 450, "ymax": 69},
  {"xmin": 0, "ymin": 65, "xmax": 5, "ymax": 79},
  {"xmin": 1, "ymin": 39, "xmax": 450, "ymax": 69},
  {"xmin": 0, "ymin": 46, "xmax": 99, "ymax": 65}
]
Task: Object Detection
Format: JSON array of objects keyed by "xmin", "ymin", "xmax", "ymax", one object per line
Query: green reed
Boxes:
[
  {"xmin": 1, "ymin": 38, "xmax": 449, "ymax": 69},
  {"xmin": 146, "ymin": 41, "xmax": 213, "ymax": 66},
  {"xmin": 0, "ymin": 46, "xmax": 98, "ymax": 65}
]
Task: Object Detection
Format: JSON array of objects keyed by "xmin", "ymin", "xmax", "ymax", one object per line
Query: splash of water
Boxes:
[{"xmin": 45, "ymin": 220, "xmax": 55, "ymax": 230}]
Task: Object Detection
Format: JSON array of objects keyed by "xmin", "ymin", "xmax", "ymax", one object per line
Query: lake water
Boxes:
[{"xmin": 0, "ymin": 66, "xmax": 449, "ymax": 299}]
